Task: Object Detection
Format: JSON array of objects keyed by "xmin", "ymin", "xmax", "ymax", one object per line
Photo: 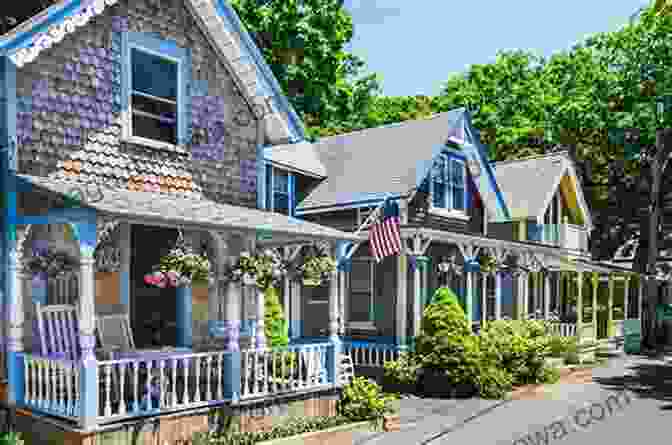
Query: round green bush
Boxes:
[{"xmin": 338, "ymin": 377, "xmax": 396, "ymax": 422}]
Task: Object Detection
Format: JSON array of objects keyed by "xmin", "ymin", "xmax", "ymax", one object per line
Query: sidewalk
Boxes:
[{"xmin": 353, "ymin": 357, "xmax": 631, "ymax": 445}]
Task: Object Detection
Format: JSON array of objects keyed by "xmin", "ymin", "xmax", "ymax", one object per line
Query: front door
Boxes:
[{"xmin": 130, "ymin": 225, "xmax": 178, "ymax": 347}]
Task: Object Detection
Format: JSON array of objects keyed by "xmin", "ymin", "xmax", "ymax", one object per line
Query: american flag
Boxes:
[{"xmin": 369, "ymin": 198, "xmax": 402, "ymax": 262}]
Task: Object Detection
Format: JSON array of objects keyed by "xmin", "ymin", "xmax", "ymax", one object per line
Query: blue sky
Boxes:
[{"xmin": 343, "ymin": 0, "xmax": 650, "ymax": 97}]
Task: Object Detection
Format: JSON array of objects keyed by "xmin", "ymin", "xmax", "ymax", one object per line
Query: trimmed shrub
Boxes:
[{"xmin": 416, "ymin": 287, "xmax": 472, "ymax": 371}]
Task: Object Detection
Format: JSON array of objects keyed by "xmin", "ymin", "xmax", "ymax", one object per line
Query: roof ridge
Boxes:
[
  {"xmin": 491, "ymin": 150, "xmax": 569, "ymax": 166},
  {"xmin": 316, "ymin": 112, "xmax": 451, "ymax": 143}
]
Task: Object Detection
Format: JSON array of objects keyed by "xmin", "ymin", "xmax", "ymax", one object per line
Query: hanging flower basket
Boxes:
[
  {"xmin": 144, "ymin": 231, "xmax": 210, "ymax": 289},
  {"xmin": 298, "ymin": 247, "xmax": 336, "ymax": 285},
  {"xmin": 227, "ymin": 249, "xmax": 286, "ymax": 289}
]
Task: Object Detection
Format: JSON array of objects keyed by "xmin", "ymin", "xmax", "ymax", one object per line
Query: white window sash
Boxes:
[{"xmin": 127, "ymin": 45, "xmax": 181, "ymax": 145}]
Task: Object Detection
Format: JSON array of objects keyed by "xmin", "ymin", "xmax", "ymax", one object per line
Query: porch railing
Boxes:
[
  {"xmin": 240, "ymin": 343, "xmax": 332, "ymax": 400},
  {"xmin": 48, "ymin": 271, "xmax": 79, "ymax": 306},
  {"xmin": 23, "ymin": 354, "xmax": 80, "ymax": 420},
  {"xmin": 97, "ymin": 351, "xmax": 233, "ymax": 423},
  {"xmin": 341, "ymin": 341, "xmax": 401, "ymax": 368},
  {"xmin": 547, "ymin": 322, "xmax": 577, "ymax": 337}
]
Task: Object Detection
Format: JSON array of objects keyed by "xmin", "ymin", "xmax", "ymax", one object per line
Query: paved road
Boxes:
[{"xmin": 356, "ymin": 354, "xmax": 672, "ymax": 445}]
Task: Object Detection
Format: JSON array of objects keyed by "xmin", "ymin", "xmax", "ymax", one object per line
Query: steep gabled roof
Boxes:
[
  {"xmin": 295, "ymin": 109, "xmax": 510, "ymax": 220},
  {"xmin": 488, "ymin": 151, "xmax": 593, "ymax": 229},
  {"xmin": 264, "ymin": 141, "xmax": 326, "ymax": 178},
  {"xmin": 0, "ymin": 0, "xmax": 305, "ymax": 144}
]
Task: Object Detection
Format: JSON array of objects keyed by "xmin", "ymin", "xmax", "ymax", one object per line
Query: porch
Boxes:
[
  {"xmin": 326, "ymin": 226, "xmax": 645, "ymax": 370},
  {"xmin": 3, "ymin": 175, "xmax": 358, "ymax": 432}
]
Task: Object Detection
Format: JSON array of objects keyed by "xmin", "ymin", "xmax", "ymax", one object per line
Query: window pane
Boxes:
[
  {"xmin": 453, "ymin": 186, "xmax": 464, "ymax": 210},
  {"xmin": 131, "ymin": 48, "xmax": 178, "ymax": 144},
  {"xmin": 265, "ymin": 165, "xmax": 272, "ymax": 209},
  {"xmin": 433, "ymin": 181, "xmax": 446, "ymax": 208},
  {"xmin": 131, "ymin": 49, "xmax": 177, "ymax": 100},
  {"xmin": 349, "ymin": 292, "xmax": 372, "ymax": 322},
  {"xmin": 451, "ymin": 160, "xmax": 464, "ymax": 186},
  {"xmin": 274, "ymin": 193, "xmax": 289, "ymax": 214},
  {"xmin": 350, "ymin": 261, "xmax": 371, "ymax": 292},
  {"xmin": 273, "ymin": 170, "xmax": 289, "ymax": 193},
  {"xmin": 132, "ymin": 112, "xmax": 176, "ymax": 144}
]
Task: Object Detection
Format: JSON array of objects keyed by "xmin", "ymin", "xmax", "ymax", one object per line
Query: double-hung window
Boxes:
[
  {"xmin": 122, "ymin": 33, "xmax": 189, "ymax": 150},
  {"xmin": 348, "ymin": 258, "xmax": 375, "ymax": 329},
  {"xmin": 430, "ymin": 154, "xmax": 466, "ymax": 213}
]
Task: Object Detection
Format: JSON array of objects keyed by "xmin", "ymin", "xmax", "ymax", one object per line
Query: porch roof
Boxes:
[{"xmin": 18, "ymin": 175, "xmax": 359, "ymax": 243}]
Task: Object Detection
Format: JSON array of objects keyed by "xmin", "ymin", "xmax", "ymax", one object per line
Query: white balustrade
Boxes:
[
  {"xmin": 341, "ymin": 342, "xmax": 400, "ymax": 368},
  {"xmin": 23, "ymin": 354, "xmax": 80, "ymax": 419},
  {"xmin": 547, "ymin": 322, "xmax": 577, "ymax": 337},
  {"xmin": 96, "ymin": 351, "xmax": 232, "ymax": 422},
  {"xmin": 48, "ymin": 271, "xmax": 79, "ymax": 306},
  {"xmin": 240, "ymin": 343, "xmax": 331, "ymax": 400}
]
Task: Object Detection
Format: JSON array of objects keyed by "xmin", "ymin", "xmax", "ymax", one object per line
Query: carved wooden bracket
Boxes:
[{"xmin": 456, "ymin": 242, "xmax": 480, "ymax": 262}]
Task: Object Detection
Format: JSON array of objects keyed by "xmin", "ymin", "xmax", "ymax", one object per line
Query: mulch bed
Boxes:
[{"xmin": 508, "ymin": 367, "xmax": 594, "ymax": 401}]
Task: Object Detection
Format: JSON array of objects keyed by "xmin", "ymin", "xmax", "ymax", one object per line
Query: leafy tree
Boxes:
[{"xmin": 229, "ymin": 0, "xmax": 381, "ymax": 139}]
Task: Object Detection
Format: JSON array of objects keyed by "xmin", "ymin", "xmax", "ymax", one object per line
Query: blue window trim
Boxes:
[
  {"xmin": 120, "ymin": 32, "xmax": 190, "ymax": 147},
  {"xmin": 264, "ymin": 165, "xmax": 295, "ymax": 216},
  {"xmin": 429, "ymin": 152, "xmax": 467, "ymax": 212}
]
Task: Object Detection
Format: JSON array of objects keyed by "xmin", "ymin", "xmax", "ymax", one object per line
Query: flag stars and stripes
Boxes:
[{"xmin": 369, "ymin": 198, "xmax": 402, "ymax": 262}]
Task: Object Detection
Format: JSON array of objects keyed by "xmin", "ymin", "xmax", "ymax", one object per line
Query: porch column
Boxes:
[
  {"xmin": 253, "ymin": 286, "xmax": 266, "ymax": 349},
  {"xmin": 518, "ymin": 272, "xmax": 528, "ymax": 320},
  {"xmin": 591, "ymin": 273, "xmax": 599, "ymax": 334},
  {"xmin": 576, "ymin": 271, "xmax": 583, "ymax": 347},
  {"xmin": 396, "ymin": 253, "xmax": 408, "ymax": 346},
  {"xmin": 495, "ymin": 271, "xmax": 502, "ymax": 320},
  {"xmin": 222, "ymin": 280, "xmax": 241, "ymax": 401},
  {"xmin": 31, "ymin": 269, "xmax": 47, "ymax": 355},
  {"xmin": 6, "ymin": 249, "xmax": 25, "ymax": 406},
  {"xmin": 283, "ymin": 275, "xmax": 291, "ymax": 335},
  {"xmin": 118, "ymin": 222, "xmax": 131, "ymax": 310},
  {"xmin": 624, "ymin": 275, "xmax": 631, "ymax": 320},
  {"xmin": 289, "ymin": 280, "xmax": 301, "ymax": 339},
  {"xmin": 327, "ymin": 245, "xmax": 342, "ymax": 386},
  {"xmin": 176, "ymin": 285, "xmax": 193, "ymax": 348},
  {"xmin": 482, "ymin": 273, "xmax": 488, "ymax": 322},
  {"xmin": 638, "ymin": 276, "xmax": 644, "ymax": 319},
  {"xmin": 338, "ymin": 269, "xmax": 347, "ymax": 335},
  {"xmin": 607, "ymin": 274, "xmax": 615, "ymax": 337},
  {"xmin": 78, "ymin": 253, "xmax": 98, "ymax": 430},
  {"xmin": 544, "ymin": 271, "xmax": 551, "ymax": 319}
]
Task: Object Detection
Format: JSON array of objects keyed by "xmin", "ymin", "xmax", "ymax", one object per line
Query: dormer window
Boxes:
[
  {"xmin": 430, "ymin": 154, "xmax": 467, "ymax": 215},
  {"xmin": 265, "ymin": 166, "xmax": 294, "ymax": 216}
]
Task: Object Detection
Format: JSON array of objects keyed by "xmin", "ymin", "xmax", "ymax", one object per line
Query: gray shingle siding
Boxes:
[{"xmin": 16, "ymin": 0, "xmax": 259, "ymax": 209}]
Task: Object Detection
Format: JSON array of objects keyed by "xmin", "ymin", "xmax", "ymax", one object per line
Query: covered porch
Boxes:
[
  {"xmin": 4, "ymin": 175, "xmax": 357, "ymax": 431},
  {"xmin": 326, "ymin": 226, "xmax": 644, "ymax": 369}
]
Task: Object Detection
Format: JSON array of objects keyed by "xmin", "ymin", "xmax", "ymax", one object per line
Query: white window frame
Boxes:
[
  {"xmin": 122, "ymin": 44, "xmax": 185, "ymax": 152},
  {"xmin": 429, "ymin": 155, "xmax": 468, "ymax": 219},
  {"xmin": 347, "ymin": 257, "xmax": 376, "ymax": 330}
]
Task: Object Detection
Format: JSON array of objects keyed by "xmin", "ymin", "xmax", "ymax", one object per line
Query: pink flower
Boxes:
[{"xmin": 144, "ymin": 274, "xmax": 154, "ymax": 285}]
